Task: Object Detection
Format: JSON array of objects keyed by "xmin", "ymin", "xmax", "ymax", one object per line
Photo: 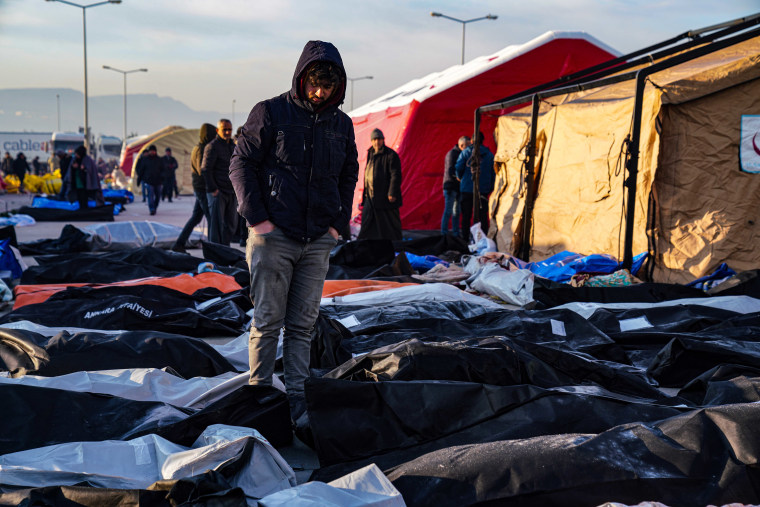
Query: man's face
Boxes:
[
  {"xmin": 305, "ymin": 76, "xmax": 335, "ymax": 106},
  {"xmin": 459, "ymin": 139, "xmax": 470, "ymax": 151},
  {"xmin": 218, "ymin": 122, "xmax": 232, "ymax": 140},
  {"xmin": 371, "ymin": 137, "xmax": 385, "ymax": 152}
]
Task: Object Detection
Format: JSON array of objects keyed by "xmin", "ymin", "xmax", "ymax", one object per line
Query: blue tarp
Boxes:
[
  {"xmin": 403, "ymin": 253, "xmax": 449, "ymax": 271},
  {"xmin": 509, "ymin": 251, "xmax": 646, "ymax": 283},
  {"xmin": 686, "ymin": 262, "xmax": 736, "ymax": 291},
  {"xmin": 103, "ymin": 189, "xmax": 134, "ymax": 203},
  {"xmin": 32, "ymin": 197, "xmax": 122, "ymax": 215},
  {"xmin": 0, "ymin": 239, "xmax": 23, "ymax": 279}
]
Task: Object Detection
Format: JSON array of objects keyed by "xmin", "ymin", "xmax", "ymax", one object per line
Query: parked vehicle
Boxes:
[
  {"xmin": 50, "ymin": 132, "xmax": 85, "ymax": 155},
  {"xmin": 0, "ymin": 131, "xmax": 52, "ymax": 161},
  {"xmin": 95, "ymin": 135, "xmax": 122, "ymax": 164}
]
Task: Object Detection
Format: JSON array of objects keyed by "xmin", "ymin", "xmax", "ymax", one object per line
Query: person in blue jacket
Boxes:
[
  {"xmin": 229, "ymin": 40, "xmax": 359, "ymax": 425},
  {"xmin": 456, "ymin": 131, "xmax": 495, "ymax": 242}
]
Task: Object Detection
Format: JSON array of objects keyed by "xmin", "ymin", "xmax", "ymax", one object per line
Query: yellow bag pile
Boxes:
[{"xmin": 3, "ymin": 173, "xmax": 62, "ymax": 195}]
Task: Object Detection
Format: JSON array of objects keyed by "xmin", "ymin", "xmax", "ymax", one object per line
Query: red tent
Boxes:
[{"xmin": 349, "ymin": 31, "xmax": 619, "ymax": 231}]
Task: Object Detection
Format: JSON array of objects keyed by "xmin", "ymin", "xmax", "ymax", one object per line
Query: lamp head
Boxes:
[
  {"xmin": 109, "ymin": 0, "xmax": 121, "ymax": 3},
  {"xmin": 486, "ymin": 14, "xmax": 498, "ymax": 20},
  {"xmin": 431, "ymin": 12, "xmax": 442, "ymax": 17},
  {"xmin": 139, "ymin": 68, "xmax": 148, "ymax": 72}
]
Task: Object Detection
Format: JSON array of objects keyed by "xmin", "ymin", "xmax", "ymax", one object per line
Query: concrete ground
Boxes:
[
  {"xmin": 2, "ymin": 190, "xmax": 320, "ymax": 483},
  {"xmin": 3, "ymin": 191, "xmax": 218, "ymax": 264}
]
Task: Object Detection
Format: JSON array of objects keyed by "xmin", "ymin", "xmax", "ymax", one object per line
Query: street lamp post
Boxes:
[
  {"xmin": 102, "ymin": 66, "xmax": 148, "ymax": 146},
  {"xmin": 232, "ymin": 99, "xmax": 236, "ymax": 127},
  {"xmin": 430, "ymin": 12, "xmax": 497, "ymax": 65},
  {"xmin": 347, "ymin": 76, "xmax": 373, "ymax": 111},
  {"xmin": 45, "ymin": 0, "xmax": 121, "ymax": 151},
  {"xmin": 56, "ymin": 93, "xmax": 61, "ymax": 131}
]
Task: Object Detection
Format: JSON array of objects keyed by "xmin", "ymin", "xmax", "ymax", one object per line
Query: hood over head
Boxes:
[
  {"xmin": 291, "ymin": 40, "xmax": 347, "ymax": 112},
  {"xmin": 199, "ymin": 123, "xmax": 216, "ymax": 144}
]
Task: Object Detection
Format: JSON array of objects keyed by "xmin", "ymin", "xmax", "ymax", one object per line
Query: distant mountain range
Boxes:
[{"xmin": 0, "ymin": 88, "xmax": 225, "ymax": 140}]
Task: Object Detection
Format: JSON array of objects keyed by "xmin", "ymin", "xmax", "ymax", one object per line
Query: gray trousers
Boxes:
[{"xmin": 246, "ymin": 227, "xmax": 336, "ymax": 398}]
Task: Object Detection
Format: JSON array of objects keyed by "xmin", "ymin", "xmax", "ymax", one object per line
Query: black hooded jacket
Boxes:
[
  {"xmin": 191, "ymin": 123, "xmax": 216, "ymax": 192},
  {"xmin": 202, "ymin": 133, "xmax": 235, "ymax": 195},
  {"xmin": 229, "ymin": 40, "xmax": 359, "ymax": 242}
]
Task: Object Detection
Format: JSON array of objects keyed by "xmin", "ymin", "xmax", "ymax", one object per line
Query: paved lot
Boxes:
[{"xmin": 1, "ymin": 191, "xmax": 247, "ymax": 264}]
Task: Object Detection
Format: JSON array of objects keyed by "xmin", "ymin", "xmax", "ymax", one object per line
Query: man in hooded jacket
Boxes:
[
  {"xmin": 172, "ymin": 123, "xmax": 216, "ymax": 252},
  {"xmin": 230, "ymin": 40, "xmax": 358, "ymax": 423}
]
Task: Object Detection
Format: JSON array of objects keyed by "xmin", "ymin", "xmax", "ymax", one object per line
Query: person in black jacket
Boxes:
[
  {"xmin": 172, "ymin": 123, "xmax": 215, "ymax": 252},
  {"xmin": 202, "ymin": 119, "xmax": 236, "ymax": 245},
  {"xmin": 230, "ymin": 40, "xmax": 359, "ymax": 425},
  {"xmin": 357, "ymin": 128, "xmax": 403, "ymax": 240},
  {"xmin": 441, "ymin": 135, "xmax": 470, "ymax": 236},
  {"xmin": 12, "ymin": 152, "xmax": 29, "ymax": 193},
  {"xmin": 135, "ymin": 145, "xmax": 165, "ymax": 215},
  {"xmin": 161, "ymin": 147, "xmax": 179, "ymax": 202}
]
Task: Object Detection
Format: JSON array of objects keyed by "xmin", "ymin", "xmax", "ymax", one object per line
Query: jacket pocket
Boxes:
[
  {"xmin": 325, "ymin": 131, "xmax": 347, "ymax": 176},
  {"xmin": 275, "ymin": 128, "xmax": 306, "ymax": 166}
]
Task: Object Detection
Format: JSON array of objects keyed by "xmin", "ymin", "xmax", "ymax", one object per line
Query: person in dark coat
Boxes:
[
  {"xmin": 357, "ymin": 128, "xmax": 403, "ymax": 241},
  {"xmin": 12, "ymin": 152, "xmax": 29, "ymax": 193},
  {"xmin": 66, "ymin": 145, "xmax": 99, "ymax": 209},
  {"xmin": 1, "ymin": 152, "xmax": 12, "ymax": 177},
  {"xmin": 56, "ymin": 151, "xmax": 72, "ymax": 199},
  {"xmin": 161, "ymin": 147, "xmax": 179, "ymax": 202},
  {"xmin": 32, "ymin": 156, "xmax": 43, "ymax": 176},
  {"xmin": 441, "ymin": 135, "xmax": 470, "ymax": 236},
  {"xmin": 172, "ymin": 123, "xmax": 215, "ymax": 252},
  {"xmin": 230, "ymin": 40, "xmax": 359, "ymax": 424},
  {"xmin": 202, "ymin": 119, "xmax": 237, "ymax": 245},
  {"xmin": 135, "ymin": 145, "xmax": 165, "ymax": 215},
  {"xmin": 456, "ymin": 131, "xmax": 495, "ymax": 242}
]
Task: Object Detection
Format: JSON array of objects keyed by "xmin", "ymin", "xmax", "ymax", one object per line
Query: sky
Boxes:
[{"xmin": 1, "ymin": 0, "xmax": 759, "ymax": 123}]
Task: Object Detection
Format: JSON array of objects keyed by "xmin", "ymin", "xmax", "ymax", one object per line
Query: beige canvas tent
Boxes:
[
  {"xmin": 129, "ymin": 128, "xmax": 199, "ymax": 195},
  {"xmin": 490, "ymin": 33, "xmax": 760, "ymax": 284}
]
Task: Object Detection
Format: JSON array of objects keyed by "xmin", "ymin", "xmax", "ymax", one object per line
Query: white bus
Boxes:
[
  {"xmin": 95, "ymin": 135, "xmax": 122, "ymax": 164},
  {"xmin": 50, "ymin": 132, "xmax": 85, "ymax": 155}
]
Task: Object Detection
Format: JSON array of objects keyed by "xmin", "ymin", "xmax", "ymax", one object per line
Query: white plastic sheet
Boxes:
[
  {"xmin": 0, "ymin": 320, "xmax": 126, "ymax": 335},
  {"xmin": 83, "ymin": 221, "xmax": 203, "ymax": 251},
  {"xmin": 555, "ymin": 295, "xmax": 760, "ymax": 319},
  {"xmin": 259, "ymin": 464, "xmax": 405, "ymax": 507},
  {"xmin": 320, "ymin": 283, "xmax": 504, "ymax": 309},
  {"xmin": 467, "ymin": 264, "xmax": 534, "ymax": 306},
  {"xmin": 0, "ymin": 425, "xmax": 296, "ymax": 499},
  {"xmin": 0, "ymin": 369, "xmax": 246, "ymax": 409}
]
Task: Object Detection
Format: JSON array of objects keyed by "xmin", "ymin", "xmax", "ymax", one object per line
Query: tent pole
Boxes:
[
  {"xmin": 472, "ymin": 128, "xmax": 481, "ymax": 227},
  {"xmin": 518, "ymin": 95, "xmax": 541, "ymax": 261},
  {"xmin": 621, "ymin": 73, "xmax": 645, "ymax": 271}
]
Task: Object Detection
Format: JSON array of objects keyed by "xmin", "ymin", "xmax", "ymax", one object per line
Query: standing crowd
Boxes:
[{"xmin": 441, "ymin": 131, "xmax": 495, "ymax": 241}]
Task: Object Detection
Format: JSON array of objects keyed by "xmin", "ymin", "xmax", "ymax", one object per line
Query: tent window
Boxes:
[{"xmin": 740, "ymin": 115, "xmax": 760, "ymax": 174}]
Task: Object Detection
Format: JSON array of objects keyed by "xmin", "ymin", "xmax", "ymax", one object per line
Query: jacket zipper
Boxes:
[{"xmin": 304, "ymin": 114, "xmax": 318, "ymax": 241}]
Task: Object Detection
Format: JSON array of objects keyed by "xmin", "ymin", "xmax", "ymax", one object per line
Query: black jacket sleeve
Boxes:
[
  {"xmin": 388, "ymin": 151, "xmax": 402, "ymax": 206},
  {"xmin": 202, "ymin": 141, "xmax": 218, "ymax": 192},
  {"xmin": 229, "ymin": 101, "xmax": 276, "ymax": 227},
  {"xmin": 332, "ymin": 125, "xmax": 359, "ymax": 232}
]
